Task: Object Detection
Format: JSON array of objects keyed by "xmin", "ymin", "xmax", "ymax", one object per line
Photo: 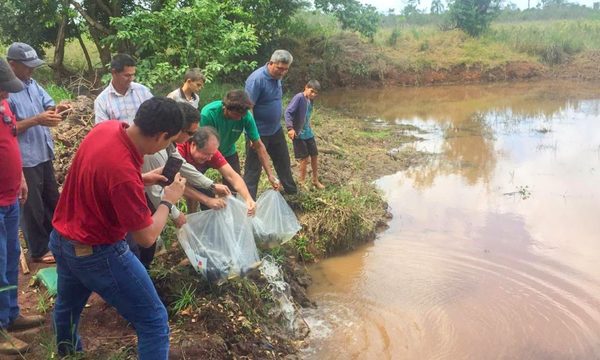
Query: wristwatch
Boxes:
[
  {"xmin": 159, "ymin": 200, "xmax": 173, "ymax": 211},
  {"xmin": 209, "ymin": 183, "xmax": 216, "ymax": 192}
]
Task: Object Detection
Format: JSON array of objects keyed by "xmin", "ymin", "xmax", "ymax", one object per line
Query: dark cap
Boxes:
[
  {"xmin": 6, "ymin": 42, "xmax": 45, "ymax": 68},
  {"xmin": 0, "ymin": 59, "xmax": 24, "ymax": 93}
]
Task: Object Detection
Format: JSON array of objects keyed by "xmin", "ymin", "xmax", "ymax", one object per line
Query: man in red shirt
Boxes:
[
  {"xmin": 0, "ymin": 58, "xmax": 45, "ymax": 355},
  {"xmin": 178, "ymin": 126, "xmax": 256, "ymax": 215},
  {"xmin": 50, "ymin": 97, "xmax": 186, "ymax": 359}
]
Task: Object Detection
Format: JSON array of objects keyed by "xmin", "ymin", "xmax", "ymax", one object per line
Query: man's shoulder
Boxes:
[
  {"xmin": 241, "ymin": 111, "xmax": 256, "ymax": 124},
  {"xmin": 95, "ymin": 85, "xmax": 111, "ymax": 103},
  {"xmin": 292, "ymin": 92, "xmax": 305, "ymax": 102},
  {"xmin": 166, "ymin": 88, "xmax": 180, "ymax": 100},
  {"xmin": 201, "ymin": 101, "xmax": 222, "ymax": 115},
  {"xmin": 9, "ymin": 79, "xmax": 39, "ymax": 99},
  {"xmin": 131, "ymin": 82, "xmax": 151, "ymax": 92},
  {"xmin": 246, "ymin": 65, "xmax": 267, "ymax": 83}
]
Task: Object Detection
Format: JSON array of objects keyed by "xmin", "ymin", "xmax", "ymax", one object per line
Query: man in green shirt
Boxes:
[{"xmin": 200, "ymin": 90, "xmax": 279, "ymax": 191}]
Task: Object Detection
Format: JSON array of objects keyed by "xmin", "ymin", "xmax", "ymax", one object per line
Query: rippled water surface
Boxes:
[{"xmin": 303, "ymin": 81, "xmax": 600, "ymax": 359}]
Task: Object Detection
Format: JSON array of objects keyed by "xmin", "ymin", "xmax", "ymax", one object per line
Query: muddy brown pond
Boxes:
[{"xmin": 302, "ymin": 81, "xmax": 600, "ymax": 359}]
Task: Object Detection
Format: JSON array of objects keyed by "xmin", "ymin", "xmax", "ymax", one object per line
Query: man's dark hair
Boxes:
[
  {"xmin": 177, "ymin": 102, "xmax": 199, "ymax": 130},
  {"xmin": 306, "ymin": 80, "xmax": 321, "ymax": 91},
  {"xmin": 190, "ymin": 126, "xmax": 219, "ymax": 150},
  {"xmin": 110, "ymin": 54, "xmax": 136, "ymax": 73},
  {"xmin": 222, "ymin": 90, "xmax": 253, "ymax": 112},
  {"xmin": 134, "ymin": 97, "xmax": 183, "ymax": 138},
  {"xmin": 183, "ymin": 68, "xmax": 205, "ymax": 82}
]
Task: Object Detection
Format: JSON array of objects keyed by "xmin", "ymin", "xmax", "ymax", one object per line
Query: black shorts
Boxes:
[{"xmin": 293, "ymin": 137, "xmax": 318, "ymax": 159}]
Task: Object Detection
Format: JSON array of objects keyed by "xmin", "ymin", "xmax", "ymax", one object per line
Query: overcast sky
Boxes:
[{"xmin": 361, "ymin": 0, "xmax": 597, "ymax": 13}]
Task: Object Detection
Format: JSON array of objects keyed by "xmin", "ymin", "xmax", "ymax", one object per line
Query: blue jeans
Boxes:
[
  {"xmin": 0, "ymin": 201, "xmax": 20, "ymax": 329},
  {"xmin": 49, "ymin": 230, "xmax": 169, "ymax": 359}
]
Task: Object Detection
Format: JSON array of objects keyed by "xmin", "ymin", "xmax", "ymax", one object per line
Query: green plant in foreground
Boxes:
[
  {"xmin": 171, "ymin": 284, "xmax": 197, "ymax": 314},
  {"xmin": 293, "ymin": 235, "xmax": 314, "ymax": 262},
  {"xmin": 36, "ymin": 290, "xmax": 54, "ymax": 314}
]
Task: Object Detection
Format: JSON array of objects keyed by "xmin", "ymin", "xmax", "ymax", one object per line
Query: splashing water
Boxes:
[{"xmin": 260, "ymin": 256, "xmax": 309, "ymax": 338}]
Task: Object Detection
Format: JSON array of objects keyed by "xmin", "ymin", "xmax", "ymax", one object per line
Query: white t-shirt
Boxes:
[{"xmin": 167, "ymin": 88, "xmax": 199, "ymax": 109}]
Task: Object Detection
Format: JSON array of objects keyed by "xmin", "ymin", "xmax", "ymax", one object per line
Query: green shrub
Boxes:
[{"xmin": 45, "ymin": 83, "xmax": 73, "ymax": 103}]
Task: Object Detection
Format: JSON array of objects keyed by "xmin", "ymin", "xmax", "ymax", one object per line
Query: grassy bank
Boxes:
[{"xmin": 284, "ymin": 15, "xmax": 600, "ymax": 88}]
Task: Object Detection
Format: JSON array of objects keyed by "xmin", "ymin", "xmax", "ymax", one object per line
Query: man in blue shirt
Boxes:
[
  {"xmin": 7, "ymin": 42, "xmax": 71, "ymax": 264},
  {"xmin": 244, "ymin": 50, "xmax": 297, "ymax": 199}
]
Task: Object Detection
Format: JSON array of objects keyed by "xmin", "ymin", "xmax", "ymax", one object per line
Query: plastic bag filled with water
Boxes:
[
  {"xmin": 178, "ymin": 196, "xmax": 260, "ymax": 283},
  {"xmin": 252, "ymin": 190, "xmax": 301, "ymax": 248}
]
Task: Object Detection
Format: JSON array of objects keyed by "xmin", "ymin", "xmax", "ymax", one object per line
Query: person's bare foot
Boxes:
[{"xmin": 312, "ymin": 180, "xmax": 325, "ymax": 189}]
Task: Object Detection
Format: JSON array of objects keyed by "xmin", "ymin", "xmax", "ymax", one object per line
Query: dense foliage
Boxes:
[
  {"xmin": 0, "ymin": 0, "xmax": 63, "ymax": 57},
  {"xmin": 107, "ymin": 0, "xmax": 259, "ymax": 87},
  {"xmin": 314, "ymin": 0, "xmax": 381, "ymax": 40},
  {"xmin": 448, "ymin": 0, "xmax": 501, "ymax": 36}
]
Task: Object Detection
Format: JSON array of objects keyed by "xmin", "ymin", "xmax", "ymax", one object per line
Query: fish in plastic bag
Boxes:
[
  {"xmin": 252, "ymin": 190, "xmax": 301, "ymax": 248},
  {"xmin": 178, "ymin": 196, "xmax": 260, "ymax": 283}
]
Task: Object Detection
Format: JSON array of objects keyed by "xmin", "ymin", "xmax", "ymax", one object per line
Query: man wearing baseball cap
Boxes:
[
  {"xmin": 7, "ymin": 42, "xmax": 71, "ymax": 265},
  {"xmin": 0, "ymin": 58, "xmax": 45, "ymax": 355}
]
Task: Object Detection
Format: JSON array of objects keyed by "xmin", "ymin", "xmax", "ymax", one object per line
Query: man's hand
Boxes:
[
  {"xmin": 142, "ymin": 167, "xmax": 168, "ymax": 185},
  {"xmin": 162, "ymin": 173, "xmax": 186, "ymax": 203},
  {"xmin": 213, "ymin": 184, "xmax": 231, "ymax": 197},
  {"xmin": 55, "ymin": 102, "xmax": 73, "ymax": 117},
  {"xmin": 287, "ymin": 129, "xmax": 296, "ymax": 140},
  {"xmin": 268, "ymin": 175, "xmax": 281, "ymax": 191},
  {"xmin": 246, "ymin": 199, "xmax": 256, "ymax": 217},
  {"xmin": 205, "ymin": 197, "xmax": 227, "ymax": 210},
  {"xmin": 18, "ymin": 175, "xmax": 28, "ymax": 205},
  {"xmin": 36, "ymin": 110, "xmax": 62, "ymax": 127},
  {"xmin": 173, "ymin": 213, "xmax": 187, "ymax": 228}
]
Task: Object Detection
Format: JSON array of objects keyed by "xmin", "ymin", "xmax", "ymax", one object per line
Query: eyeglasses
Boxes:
[
  {"xmin": 184, "ymin": 130, "xmax": 196, "ymax": 136},
  {"xmin": 0, "ymin": 105, "xmax": 16, "ymax": 137}
]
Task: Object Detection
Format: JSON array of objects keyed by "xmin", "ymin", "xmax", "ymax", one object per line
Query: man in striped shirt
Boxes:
[{"xmin": 94, "ymin": 54, "xmax": 153, "ymax": 125}]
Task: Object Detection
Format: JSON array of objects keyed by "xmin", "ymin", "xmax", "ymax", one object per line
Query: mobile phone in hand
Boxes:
[{"xmin": 160, "ymin": 156, "xmax": 184, "ymax": 186}]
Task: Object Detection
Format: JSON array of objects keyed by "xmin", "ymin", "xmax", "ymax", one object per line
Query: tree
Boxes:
[
  {"xmin": 315, "ymin": 0, "xmax": 381, "ymax": 40},
  {"xmin": 403, "ymin": 0, "xmax": 421, "ymax": 17},
  {"xmin": 448, "ymin": 0, "xmax": 501, "ymax": 36},
  {"xmin": 431, "ymin": 0, "xmax": 445, "ymax": 14},
  {"xmin": 107, "ymin": 0, "xmax": 259, "ymax": 88},
  {"xmin": 0, "ymin": 0, "xmax": 60, "ymax": 57},
  {"xmin": 0, "ymin": 0, "xmax": 83, "ymax": 81},
  {"xmin": 224, "ymin": 0, "xmax": 307, "ymax": 44}
]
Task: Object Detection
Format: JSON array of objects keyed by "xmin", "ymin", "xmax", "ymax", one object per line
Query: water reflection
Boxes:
[{"xmin": 305, "ymin": 81, "xmax": 600, "ymax": 359}]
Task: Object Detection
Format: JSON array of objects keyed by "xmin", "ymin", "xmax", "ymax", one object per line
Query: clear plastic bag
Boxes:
[
  {"xmin": 252, "ymin": 190, "xmax": 301, "ymax": 248},
  {"xmin": 178, "ymin": 196, "xmax": 259, "ymax": 283}
]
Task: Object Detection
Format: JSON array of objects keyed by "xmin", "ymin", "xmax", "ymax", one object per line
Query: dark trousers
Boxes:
[
  {"xmin": 21, "ymin": 161, "xmax": 59, "ymax": 258},
  {"xmin": 243, "ymin": 128, "xmax": 297, "ymax": 199},
  {"xmin": 224, "ymin": 153, "xmax": 241, "ymax": 192},
  {"xmin": 126, "ymin": 194, "xmax": 157, "ymax": 269}
]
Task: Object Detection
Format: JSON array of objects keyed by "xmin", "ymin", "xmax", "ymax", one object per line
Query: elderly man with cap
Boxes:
[
  {"xmin": 0, "ymin": 58, "xmax": 45, "ymax": 355},
  {"xmin": 7, "ymin": 42, "xmax": 71, "ymax": 265}
]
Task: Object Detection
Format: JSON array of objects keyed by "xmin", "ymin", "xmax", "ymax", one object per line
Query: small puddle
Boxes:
[{"xmin": 303, "ymin": 81, "xmax": 600, "ymax": 359}]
